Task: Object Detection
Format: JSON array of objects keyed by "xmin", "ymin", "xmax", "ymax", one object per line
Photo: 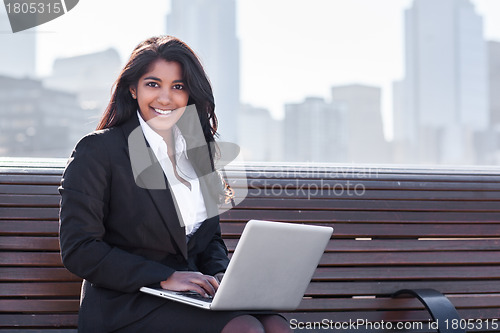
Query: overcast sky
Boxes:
[{"xmin": 26, "ymin": 0, "xmax": 500, "ymax": 139}]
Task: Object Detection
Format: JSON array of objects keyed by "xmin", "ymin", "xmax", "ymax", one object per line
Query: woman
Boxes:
[{"xmin": 59, "ymin": 36, "xmax": 291, "ymax": 332}]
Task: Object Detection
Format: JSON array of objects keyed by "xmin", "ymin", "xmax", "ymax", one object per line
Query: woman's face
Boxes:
[{"xmin": 130, "ymin": 59, "xmax": 189, "ymax": 135}]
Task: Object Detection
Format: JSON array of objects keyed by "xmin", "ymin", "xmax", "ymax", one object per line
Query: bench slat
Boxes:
[
  {"xmin": 312, "ymin": 266, "xmax": 500, "ymax": 280},
  {"xmin": 233, "ymin": 197, "xmax": 500, "ymax": 211},
  {"xmin": 225, "ymin": 238, "xmax": 500, "ymax": 252},
  {"xmin": 245, "ymin": 178, "xmax": 500, "ymax": 190},
  {"xmin": 320, "ymin": 251, "xmax": 500, "ymax": 266},
  {"xmin": 0, "ymin": 268, "xmax": 80, "ymax": 282},
  {"xmin": 0, "ymin": 283, "xmax": 81, "ymax": 297},
  {"xmin": 0, "ymin": 237, "xmax": 60, "ymax": 251},
  {"xmin": 246, "ymin": 188, "xmax": 500, "ymax": 200},
  {"xmin": 296, "ymin": 294, "xmax": 500, "ymax": 311},
  {"xmin": 4, "ymin": 251, "xmax": 500, "ymax": 268},
  {"xmin": 0, "ymin": 314, "xmax": 78, "ymax": 328},
  {"xmin": 1, "ymin": 253, "xmax": 62, "ymax": 267},
  {"xmin": 0, "ymin": 208, "xmax": 60, "ymax": 220},
  {"xmin": 1, "ymin": 327, "xmax": 78, "ymax": 333},
  {"xmin": 220, "ymin": 222, "xmax": 500, "ymax": 238},
  {"xmin": 0, "ymin": 300, "xmax": 79, "ymax": 313},
  {"xmin": 0, "ymin": 195, "xmax": 60, "ymax": 207},
  {"xmin": 222, "ymin": 209, "xmax": 500, "ymax": 223},
  {"xmin": 0, "ymin": 221, "xmax": 59, "ymax": 236},
  {"xmin": 0, "ymin": 174, "xmax": 62, "ymax": 185},
  {"xmin": 0, "ymin": 185, "xmax": 59, "ymax": 195},
  {"xmin": 306, "ymin": 280, "xmax": 500, "ymax": 295}
]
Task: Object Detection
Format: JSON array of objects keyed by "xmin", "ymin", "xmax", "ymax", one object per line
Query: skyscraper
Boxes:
[
  {"xmin": 331, "ymin": 84, "xmax": 390, "ymax": 164},
  {"xmin": 489, "ymin": 41, "xmax": 500, "ymax": 128},
  {"xmin": 0, "ymin": 75, "xmax": 85, "ymax": 157},
  {"xmin": 44, "ymin": 48, "xmax": 122, "ymax": 127},
  {"xmin": 238, "ymin": 104, "xmax": 283, "ymax": 162},
  {"xmin": 284, "ymin": 97, "xmax": 347, "ymax": 163},
  {"xmin": 488, "ymin": 41, "xmax": 500, "ymax": 164},
  {"xmin": 394, "ymin": 0, "xmax": 488, "ymax": 164},
  {"xmin": 166, "ymin": 0, "xmax": 240, "ymax": 143}
]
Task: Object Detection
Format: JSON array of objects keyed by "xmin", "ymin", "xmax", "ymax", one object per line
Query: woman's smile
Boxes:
[{"xmin": 153, "ymin": 107, "xmax": 174, "ymax": 116}]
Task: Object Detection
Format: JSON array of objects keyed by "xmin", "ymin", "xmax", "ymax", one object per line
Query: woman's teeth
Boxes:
[{"xmin": 154, "ymin": 108, "xmax": 172, "ymax": 115}]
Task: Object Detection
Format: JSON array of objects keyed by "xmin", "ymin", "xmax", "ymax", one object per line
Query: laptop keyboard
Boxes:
[{"xmin": 176, "ymin": 291, "xmax": 214, "ymax": 303}]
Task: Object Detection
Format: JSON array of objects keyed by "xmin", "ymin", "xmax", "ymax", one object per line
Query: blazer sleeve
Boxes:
[
  {"xmin": 195, "ymin": 223, "xmax": 230, "ymax": 276},
  {"xmin": 59, "ymin": 133, "xmax": 175, "ymax": 293}
]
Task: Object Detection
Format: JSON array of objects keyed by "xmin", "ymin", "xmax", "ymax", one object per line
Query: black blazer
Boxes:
[{"xmin": 59, "ymin": 114, "xmax": 230, "ymax": 332}]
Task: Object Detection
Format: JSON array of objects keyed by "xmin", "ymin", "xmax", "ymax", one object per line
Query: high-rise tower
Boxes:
[
  {"xmin": 166, "ymin": 0, "xmax": 240, "ymax": 143},
  {"xmin": 394, "ymin": 0, "xmax": 488, "ymax": 164}
]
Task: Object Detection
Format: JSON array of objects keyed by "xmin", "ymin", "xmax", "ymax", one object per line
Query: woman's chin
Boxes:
[{"xmin": 148, "ymin": 119, "xmax": 175, "ymax": 133}]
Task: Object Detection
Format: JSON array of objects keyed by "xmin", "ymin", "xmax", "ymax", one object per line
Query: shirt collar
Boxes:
[{"xmin": 137, "ymin": 111, "xmax": 188, "ymax": 160}]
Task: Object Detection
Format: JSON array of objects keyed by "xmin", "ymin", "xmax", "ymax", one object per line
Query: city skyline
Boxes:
[
  {"xmin": 1, "ymin": 0, "xmax": 500, "ymax": 165},
  {"xmin": 16, "ymin": 0, "xmax": 500, "ymax": 141}
]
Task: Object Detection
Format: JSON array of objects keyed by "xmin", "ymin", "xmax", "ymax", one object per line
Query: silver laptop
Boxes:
[{"xmin": 140, "ymin": 219, "xmax": 333, "ymax": 310}]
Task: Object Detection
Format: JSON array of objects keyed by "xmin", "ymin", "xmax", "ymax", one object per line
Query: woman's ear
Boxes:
[{"xmin": 129, "ymin": 86, "xmax": 137, "ymax": 99}]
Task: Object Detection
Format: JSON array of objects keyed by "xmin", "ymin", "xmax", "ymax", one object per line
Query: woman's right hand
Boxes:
[{"xmin": 160, "ymin": 271, "xmax": 219, "ymax": 297}]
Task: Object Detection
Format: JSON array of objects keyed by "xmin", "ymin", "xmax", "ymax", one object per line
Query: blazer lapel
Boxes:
[{"xmin": 121, "ymin": 115, "xmax": 188, "ymax": 259}]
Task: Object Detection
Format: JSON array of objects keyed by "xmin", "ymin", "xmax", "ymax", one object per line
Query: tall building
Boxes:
[
  {"xmin": 392, "ymin": 79, "xmax": 416, "ymax": 163},
  {"xmin": 284, "ymin": 97, "xmax": 347, "ymax": 163},
  {"xmin": 0, "ymin": 75, "xmax": 87, "ymax": 157},
  {"xmin": 331, "ymin": 84, "xmax": 390, "ymax": 164},
  {"xmin": 394, "ymin": 0, "xmax": 488, "ymax": 164},
  {"xmin": 44, "ymin": 48, "xmax": 122, "ymax": 127},
  {"xmin": 166, "ymin": 0, "xmax": 240, "ymax": 143},
  {"xmin": 238, "ymin": 104, "xmax": 283, "ymax": 162},
  {"xmin": 488, "ymin": 41, "xmax": 500, "ymax": 164},
  {"xmin": 489, "ymin": 41, "xmax": 500, "ymax": 128},
  {"xmin": 0, "ymin": 11, "xmax": 36, "ymax": 78}
]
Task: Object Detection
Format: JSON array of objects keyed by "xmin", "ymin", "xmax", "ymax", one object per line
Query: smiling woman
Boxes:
[{"xmin": 58, "ymin": 35, "xmax": 291, "ymax": 333}]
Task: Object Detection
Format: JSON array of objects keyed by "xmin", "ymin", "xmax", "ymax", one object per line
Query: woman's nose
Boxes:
[{"xmin": 157, "ymin": 88, "xmax": 170, "ymax": 104}]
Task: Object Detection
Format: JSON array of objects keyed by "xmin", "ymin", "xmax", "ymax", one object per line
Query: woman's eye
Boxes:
[
  {"xmin": 146, "ymin": 82, "xmax": 159, "ymax": 88},
  {"xmin": 173, "ymin": 84, "xmax": 184, "ymax": 90}
]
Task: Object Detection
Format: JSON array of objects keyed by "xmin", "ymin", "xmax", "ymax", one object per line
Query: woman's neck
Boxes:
[{"xmin": 158, "ymin": 128, "xmax": 175, "ymax": 157}]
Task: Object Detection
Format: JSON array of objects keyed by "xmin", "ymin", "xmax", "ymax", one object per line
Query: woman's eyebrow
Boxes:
[
  {"xmin": 143, "ymin": 76, "xmax": 161, "ymax": 81},
  {"xmin": 143, "ymin": 77, "xmax": 184, "ymax": 83}
]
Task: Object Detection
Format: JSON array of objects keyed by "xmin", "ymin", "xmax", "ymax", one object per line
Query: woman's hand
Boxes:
[{"xmin": 160, "ymin": 271, "xmax": 219, "ymax": 297}]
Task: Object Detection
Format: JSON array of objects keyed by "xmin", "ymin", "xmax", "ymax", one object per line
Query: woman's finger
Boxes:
[{"xmin": 191, "ymin": 275, "xmax": 217, "ymax": 296}]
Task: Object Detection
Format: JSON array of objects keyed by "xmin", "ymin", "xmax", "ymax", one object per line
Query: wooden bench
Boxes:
[{"xmin": 1, "ymin": 159, "xmax": 500, "ymax": 332}]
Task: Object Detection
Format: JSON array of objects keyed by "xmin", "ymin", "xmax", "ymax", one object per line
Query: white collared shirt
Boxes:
[{"xmin": 137, "ymin": 111, "xmax": 208, "ymax": 239}]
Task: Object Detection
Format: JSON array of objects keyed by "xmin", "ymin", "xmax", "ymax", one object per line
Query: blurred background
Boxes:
[{"xmin": 1, "ymin": 0, "xmax": 499, "ymax": 166}]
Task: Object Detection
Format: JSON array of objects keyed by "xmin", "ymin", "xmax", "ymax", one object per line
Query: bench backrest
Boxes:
[{"xmin": 1, "ymin": 161, "xmax": 500, "ymax": 331}]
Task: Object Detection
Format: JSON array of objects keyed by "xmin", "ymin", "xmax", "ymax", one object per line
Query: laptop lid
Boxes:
[
  {"xmin": 141, "ymin": 219, "xmax": 333, "ymax": 311},
  {"xmin": 211, "ymin": 219, "xmax": 332, "ymax": 310}
]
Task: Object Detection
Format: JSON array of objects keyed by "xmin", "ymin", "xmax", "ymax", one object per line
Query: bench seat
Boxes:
[{"xmin": 1, "ymin": 159, "xmax": 500, "ymax": 332}]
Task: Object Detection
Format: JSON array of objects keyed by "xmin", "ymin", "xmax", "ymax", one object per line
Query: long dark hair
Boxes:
[{"xmin": 96, "ymin": 35, "xmax": 218, "ymax": 144}]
